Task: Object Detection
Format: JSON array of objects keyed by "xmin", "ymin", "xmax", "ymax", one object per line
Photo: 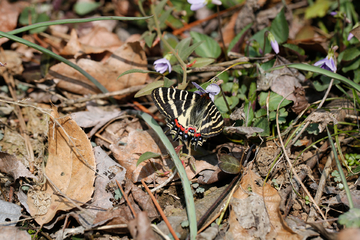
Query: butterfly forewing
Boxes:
[{"xmin": 152, "ymin": 87, "xmax": 199, "ymax": 119}]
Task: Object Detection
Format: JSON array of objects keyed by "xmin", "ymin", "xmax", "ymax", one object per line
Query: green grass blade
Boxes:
[
  {"xmin": 326, "ymin": 126, "xmax": 354, "ymax": 208},
  {"xmin": 138, "ymin": 111, "xmax": 197, "ymax": 240},
  {"xmin": 270, "ymin": 63, "xmax": 360, "ymax": 92},
  {"xmin": 6, "ymin": 16, "xmax": 152, "ymax": 36}
]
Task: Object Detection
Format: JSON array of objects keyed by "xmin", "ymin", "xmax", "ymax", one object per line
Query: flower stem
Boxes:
[
  {"xmin": 216, "ymin": 5, "xmax": 228, "ymax": 61},
  {"xmin": 150, "ymin": 3, "xmax": 188, "ymax": 89}
]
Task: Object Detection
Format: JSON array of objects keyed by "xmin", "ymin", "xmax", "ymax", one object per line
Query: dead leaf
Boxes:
[
  {"xmin": 27, "ymin": 107, "xmax": 96, "ymax": 225},
  {"xmin": 71, "ymin": 105, "xmax": 122, "ymax": 138},
  {"xmin": 123, "ymin": 180, "xmax": 159, "ymax": 220},
  {"xmin": 338, "ymin": 228, "xmax": 360, "ymax": 240},
  {"xmin": 91, "ymin": 146, "xmax": 126, "ymax": 211},
  {"xmin": 224, "ymin": 126, "xmax": 264, "ymax": 138},
  {"xmin": 0, "ymin": 1, "xmax": 29, "ymax": 45},
  {"xmin": 0, "ymin": 200, "xmax": 22, "ymax": 226},
  {"xmin": 111, "ymin": 129, "xmax": 168, "ymax": 182},
  {"xmin": 0, "ymin": 152, "xmax": 37, "ymax": 181},
  {"xmin": 0, "ymin": 50, "xmax": 24, "ymax": 76},
  {"xmin": 79, "ymin": 26, "xmax": 123, "ymax": 52},
  {"xmin": 0, "ymin": 226, "xmax": 31, "ymax": 240},
  {"xmin": 48, "ymin": 41, "xmax": 148, "ymax": 98},
  {"xmin": 269, "ymin": 57, "xmax": 305, "ymax": 101},
  {"xmin": 291, "ymin": 87, "xmax": 309, "ymax": 114},
  {"xmin": 305, "ymin": 109, "xmax": 338, "ymax": 133},
  {"xmin": 227, "ymin": 168, "xmax": 301, "ymax": 240},
  {"xmin": 128, "ymin": 211, "xmax": 157, "ymax": 240}
]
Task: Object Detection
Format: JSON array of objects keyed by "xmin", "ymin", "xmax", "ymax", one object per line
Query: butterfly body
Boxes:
[{"xmin": 151, "ymin": 87, "xmax": 224, "ymax": 147}]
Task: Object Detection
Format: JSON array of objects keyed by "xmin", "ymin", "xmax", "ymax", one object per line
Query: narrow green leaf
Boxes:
[
  {"xmin": 162, "ymin": 33, "xmax": 179, "ymax": 53},
  {"xmin": 144, "ymin": 31, "xmax": 156, "ymax": 48},
  {"xmin": 190, "ymin": 31, "xmax": 221, "ymax": 59},
  {"xmin": 74, "ymin": 2, "xmax": 101, "ymax": 16},
  {"xmin": 282, "ymin": 43, "xmax": 305, "ymax": 55},
  {"xmin": 190, "ymin": 58, "xmax": 215, "ymax": 68},
  {"xmin": 270, "ymin": 7, "xmax": 289, "ymax": 44},
  {"xmin": 155, "ymin": 0, "xmax": 168, "ymax": 16},
  {"xmin": 228, "ymin": 23, "xmax": 252, "ymax": 54},
  {"xmin": 6, "ymin": 16, "xmax": 153, "ymax": 37},
  {"xmin": 158, "ymin": 8, "xmax": 174, "ymax": 29},
  {"xmin": 163, "ymin": 77, "xmax": 176, "ymax": 87},
  {"xmin": 274, "ymin": 63, "xmax": 360, "ymax": 92},
  {"xmin": 176, "ymin": 37, "xmax": 191, "ymax": 53},
  {"xmin": 137, "ymin": 111, "xmax": 197, "ymax": 239},
  {"xmin": 134, "ymin": 81, "xmax": 164, "ymax": 98},
  {"xmin": 178, "ymin": 41, "xmax": 203, "ymax": 61},
  {"xmin": 118, "ymin": 69, "xmax": 159, "ymax": 79},
  {"xmin": 0, "ymin": 31, "xmax": 112, "ymax": 99},
  {"xmin": 136, "ymin": 151, "xmax": 161, "ymax": 167}
]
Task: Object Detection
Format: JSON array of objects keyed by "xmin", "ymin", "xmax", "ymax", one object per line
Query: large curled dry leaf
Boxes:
[
  {"xmin": 48, "ymin": 41, "xmax": 148, "ymax": 98},
  {"xmin": 227, "ymin": 168, "xmax": 301, "ymax": 240},
  {"xmin": 27, "ymin": 107, "xmax": 96, "ymax": 225}
]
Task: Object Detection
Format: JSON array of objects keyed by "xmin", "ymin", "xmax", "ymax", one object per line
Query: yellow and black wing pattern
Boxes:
[{"xmin": 151, "ymin": 87, "xmax": 224, "ymax": 147}]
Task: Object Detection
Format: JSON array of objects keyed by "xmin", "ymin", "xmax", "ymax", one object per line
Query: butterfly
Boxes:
[{"xmin": 151, "ymin": 87, "xmax": 224, "ymax": 147}]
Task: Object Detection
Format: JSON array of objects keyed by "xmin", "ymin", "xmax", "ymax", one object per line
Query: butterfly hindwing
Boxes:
[{"xmin": 198, "ymin": 101, "xmax": 224, "ymax": 138}]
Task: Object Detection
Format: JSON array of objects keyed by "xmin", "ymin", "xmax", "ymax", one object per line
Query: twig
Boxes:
[
  {"xmin": 150, "ymin": 169, "xmax": 177, "ymax": 193},
  {"xmin": 59, "ymin": 85, "xmax": 144, "ymax": 107},
  {"xmin": 116, "ymin": 180, "xmax": 137, "ymax": 218},
  {"xmin": 308, "ymin": 151, "xmax": 334, "ymax": 223},
  {"xmin": 275, "ymin": 97, "xmax": 328, "ymax": 222},
  {"xmin": 141, "ymin": 179, "xmax": 179, "ymax": 240},
  {"xmin": 189, "ymin": 63, "xmax": 254, "ymax": 73}
]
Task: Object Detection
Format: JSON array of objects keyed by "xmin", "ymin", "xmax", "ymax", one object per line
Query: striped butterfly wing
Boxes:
[
  {"xmin": 152, "ymin": 87, "xmax": 224, "ymax": 146},
  {"xmin": 197, "ymin": 99, "xmax": 224, "ymax": 138},
  {"xmin": 152, "ymin": 87, "xmax": 200, "ymax": 120}
]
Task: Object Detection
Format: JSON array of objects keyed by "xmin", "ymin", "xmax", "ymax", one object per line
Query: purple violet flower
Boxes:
[
  {"xmin": 192, "ymin": 82, "xmax": 220, "ymax": 102},
  {"xmin": 348, "ymin": 33, "xmax": 354, "ymax": 41},
  {"xmin": 154, "ymin": 58, "xmax": 171, "ymax": 74},
  {"xmin": 314, "ymin": 56, "xmax": 337, "ymax": 73},
  {"xmin": 267, "ymin": 32, "xmax": 279, "ymax": 54},
  {"xmin": 187, "ymin": 0, "xmax": 222, "ymax": 11}
]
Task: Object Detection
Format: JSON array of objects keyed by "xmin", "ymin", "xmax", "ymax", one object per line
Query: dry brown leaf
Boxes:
[
  {"xmin": 0, "ymin": 1, "xmax": 29, "ymax": 45},
  {"xmin": 27, "ymin": 107, "xmax": 96, "ymax": 225},
  {"xmin": 227, "ymin": 168, "xmax": 301, "ymax": 240},
  {"xmin": 0, "ymin": 50, "xmax": 24, "ymax": 75},
  {"xmin": 60, "ymin": 29, "xmax": 85, "ymax": 56},
  {"xmin": 128, "ymin": 212, "xmax": 157, "ymax": 240},
  {"xmin": 0, "ymin": 152, "xmax": 37, "ymax": 181},
  {"xmin": 0, "ymin": 226, "xmax": 31, "ymax": 240},
  {"xmin": 48, "ymin": 41, "xmax": 147, "ymax": 98},
  {"xmin": 79, "ymin": 26, "xmax": 123, "ymax": 52},
  {"xmin": 111, "ymin": 129, "xmax": 168, "ymax": 182},
  {"xmin": 222, "ymin": 10, "xmax": 239, "ymax": 46}
]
